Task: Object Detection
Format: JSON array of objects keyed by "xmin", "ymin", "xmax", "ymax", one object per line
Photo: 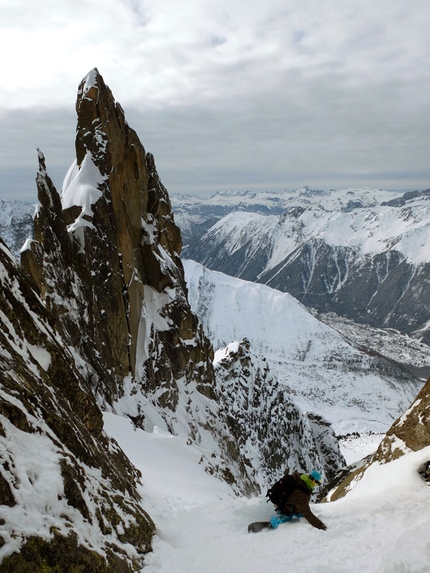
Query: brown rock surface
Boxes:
[{"xmin": 373, "ymin": 375, "xmax": 430, "ymax": 462}]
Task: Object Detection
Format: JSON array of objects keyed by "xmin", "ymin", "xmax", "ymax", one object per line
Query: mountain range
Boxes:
[
  {"xmin": 184, "ymin": 259, "xmax": 426, "ymax": 442},
  {"xmin": 175, "ymin": 187, "xmax": 430, "ymax": 343}
]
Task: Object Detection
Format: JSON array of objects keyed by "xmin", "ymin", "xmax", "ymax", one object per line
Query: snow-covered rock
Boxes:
[
  {"xmin": 171, "ymin": 186, "xmax": 407, "ymax": 240},
  {"xmin": 0, "ymin": 238, "xmax": 153, "ymax": 571},
  {"xmin": 0, "ymin": 69, "xmax": 350, "ymax": 570},
  {"xmin": 214, "ymin": 338, "xmax": 345, "ymax": 486}
]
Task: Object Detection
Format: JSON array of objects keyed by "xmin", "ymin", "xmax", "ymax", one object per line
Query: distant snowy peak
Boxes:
[
  {"xmin": 183, "ymin": 188, "xmax": 430, "ymax": 340},
  {"xmin": 171, "ymin": 187, "xmax": 417, "ymax": 245},
  {"xmin": 172, "ymin": 186, "xmax": 408, "ymax": 213},
  {"xmin": 208, "ymin": 201, "xmax": 430, "ymax": 267}
]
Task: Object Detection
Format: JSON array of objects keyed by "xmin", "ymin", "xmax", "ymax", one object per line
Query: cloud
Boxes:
[{"xmin": 1, "ymin": 0, "xmax": 430, "ymax": 201}]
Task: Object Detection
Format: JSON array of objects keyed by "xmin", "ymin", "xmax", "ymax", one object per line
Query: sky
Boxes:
[{"xmin": 1, "ymin": 0, "xmax": 430, "ymax": 202}]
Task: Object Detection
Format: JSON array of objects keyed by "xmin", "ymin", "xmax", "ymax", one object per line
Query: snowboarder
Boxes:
[
  {"xmin": 269, "ymin": 469, "xmax": 327, "ymax": 530},
  {"xmin": 248, "ymin": 469, "xmax": 327, "ymax": 533}
]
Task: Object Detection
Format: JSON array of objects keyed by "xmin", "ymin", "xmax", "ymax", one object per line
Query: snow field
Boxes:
[
  {"xmin": 183, "ymin": 259, "xmax": 423, "ymax": 435},
  {"xmin": 104, "ymin": 414, "xmax": 430, "ymax": 573}
]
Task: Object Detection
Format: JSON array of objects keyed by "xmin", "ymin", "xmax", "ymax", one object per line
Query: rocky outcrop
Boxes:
[
  {"xmin": 214, "ymin": 339, "xmax": 346, "ymax": 488},
  {"xmin": 0, "ymin": 69, "xmax": 350, "ymax": 568},
  {"xmin": 373, "ymin": 375, "xmax": 430, "ymax": 463},
  {"xmin": 19, "ymin": 70, "xmax": 261, "ymax": 495},
  {"xmin": 3, "ymin": 68, "xmax": 230, "ymax": 569},
  {"xmin": 0, "ymin": 239, "xmax": 153, "ymax": 571}
]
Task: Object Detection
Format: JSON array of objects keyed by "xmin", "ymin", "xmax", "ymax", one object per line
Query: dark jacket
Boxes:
[{"xmin": 280, "ymin": 471, "xmax": 326, "ymax": 530}]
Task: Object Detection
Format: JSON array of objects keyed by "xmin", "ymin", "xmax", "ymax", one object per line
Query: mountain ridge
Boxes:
[
  {"xmin": 183, "ymin": 259, "xmax": 425, "ymax": 435},
  {"xmin": 181, "ymin": 190, "xmax": 430, "ymax": 342}
]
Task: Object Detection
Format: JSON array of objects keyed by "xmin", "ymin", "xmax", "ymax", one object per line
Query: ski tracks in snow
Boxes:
[{"xmin": 143, "ymin": 485, "xmax": 430, "ymax": 573}]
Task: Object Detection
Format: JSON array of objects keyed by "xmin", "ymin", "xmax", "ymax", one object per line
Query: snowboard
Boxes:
[{"xmin": 248, "ymin": 521, "xmax": 272, "ymax": 533}]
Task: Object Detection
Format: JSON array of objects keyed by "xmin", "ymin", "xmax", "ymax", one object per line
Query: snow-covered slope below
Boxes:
[
  {"xmin": 105, "ymin": 412, "xmax": 430, "ymax": 573},
  {"xmin": 183, "ymin": 260, "xmax": 425, "ymax": 435}
]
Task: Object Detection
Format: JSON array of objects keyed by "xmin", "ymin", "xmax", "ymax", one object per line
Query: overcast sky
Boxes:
[{"xmin": 2, "ymin": 0, "xmax": 430, "ymax": 202}]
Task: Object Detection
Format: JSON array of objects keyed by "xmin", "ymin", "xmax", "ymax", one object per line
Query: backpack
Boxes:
[{"xmin": 266, "ymin": 473, "xmax": 298, "ymax": 510}]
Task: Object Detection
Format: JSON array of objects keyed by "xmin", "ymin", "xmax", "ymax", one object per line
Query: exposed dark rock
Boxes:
[
  {"xmin": 418, "ymin": 460, "xmax": 430, "ymax": 484},
  {"xmin": 22, "ymin": 69, "xmax": 212, "ymax": 408},
  {"xmin": 381, "ymin": 189, "xmax": 430, "ymax": 207}
]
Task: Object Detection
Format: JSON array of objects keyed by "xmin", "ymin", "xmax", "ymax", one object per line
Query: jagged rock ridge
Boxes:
[{"xmin": 214, "ymin": 339, "xmax": 345, "ymax": 486}]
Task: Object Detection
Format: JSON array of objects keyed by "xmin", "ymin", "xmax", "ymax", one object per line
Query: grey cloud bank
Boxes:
[{"xmin": 1, "ymin": 0, "xmax": 429, "ymax": 201}]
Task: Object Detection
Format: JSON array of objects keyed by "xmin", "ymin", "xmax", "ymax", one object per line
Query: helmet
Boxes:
[{"xmin": 310, "ymin": 470, "xmax": 322, "ymax": 485}]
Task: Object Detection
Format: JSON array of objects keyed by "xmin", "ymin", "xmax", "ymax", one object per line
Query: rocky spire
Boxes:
[
  {"xmin": 23, "ymin": 69, "xmax": 207, "ymax": 408},
  {"xmin": 20, "ymin": 69, "xmax": 345, "ymax": 505}
]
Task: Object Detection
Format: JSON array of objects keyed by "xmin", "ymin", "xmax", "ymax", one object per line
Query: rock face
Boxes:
[
  {"xmin": 373, "ymin": 375, "xmax": 430, "ymax": 463},
  {"xmin": 23, "ymin": 69, "xmax": 213, "ymax": 409},
  {"xmin": 21, "ymin": 71, "xmax": 261, "ymax": 496},
  {"xmin": 260, "ymin": 242, "xmax": 430, "ymax": 342},
  {"xmin": 0, "ymin": 239, "xmax": 154, "ymax": 571},
  {"xmin": 6, "ymin": 68, "xmax": 233, "ymax": 570}
]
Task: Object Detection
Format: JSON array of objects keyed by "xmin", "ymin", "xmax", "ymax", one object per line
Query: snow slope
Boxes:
[
  {"xmin": 179, "ymin": 187, "xmax": 430, "ymax": 341},
  {"xmin": 183, "ymin": 259, "xmax": 424, "ymax": 436},
  {"xmin": 104, "ymin": 413, "xmax": 430, "ymax": 573}
]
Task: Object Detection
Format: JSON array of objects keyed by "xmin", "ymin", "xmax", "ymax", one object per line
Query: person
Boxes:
[{"xmin": 270, "ymin": 469, "xmax": 327, "ymax": 530}]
